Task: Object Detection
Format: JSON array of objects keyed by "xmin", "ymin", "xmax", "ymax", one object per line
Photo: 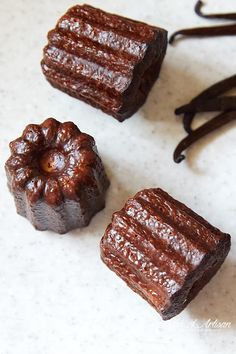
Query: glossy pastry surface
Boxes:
[
  {"xmin": 41, "ymin": 4, "xmax": 167, "ymax": 121},
  {"xmin": 5, "ymin": 118, "xmax": 110, "ymax": 233},
  {"xmin": 100, "ymin": 188, "xmax": 231, "ymax": 320}
]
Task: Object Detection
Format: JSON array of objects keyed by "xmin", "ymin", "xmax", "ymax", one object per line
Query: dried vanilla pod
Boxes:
[
  {"xmin": 195, "ymin": 1, "xmax": 236, "ymax": 21},
  {"xmin": 169, "ymin": 0, "xmax": 236, "ymax": 44},
  {"xmin": 176, "ymin": 74, "xmax": 236, "ymax": 133},
  {"xmin": 170, "ymin": 2, "xmax": 236, "ymax": 161},
  {"xmin": 169, "ymin": 24, "xmax": 236, "ymax": 44},
  {"xmin": 176, "ymin": 96, "xmax": 236, "ymax": 114},
  {"xmin": 174, "ymin": 111, "xmax": 236, "ymax": 163},
  {"xmin": 173, "ymin": 73, "xmax": 236, "ymax": 162}
]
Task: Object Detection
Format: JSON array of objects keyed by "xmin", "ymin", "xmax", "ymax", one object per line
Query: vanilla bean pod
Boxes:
[
  {"xmin": 173, "ymin": 111, "xmax": 236, "ymax": 163},
  {"xmin": 178, "ymin": 74, "xmax": 236, "ymax": 132},
  {"xmin": 169, "ymin": 24, "xmax": 236, "ymax": 44},
  {"xmin": 176, "ymin": 96, "xmax": 236, "ymax": 114},
  {"xmin": 195, "ymin": 1, "xmax": 236, "ymax": 21}
]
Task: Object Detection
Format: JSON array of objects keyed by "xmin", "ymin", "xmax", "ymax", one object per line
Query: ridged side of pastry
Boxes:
[
  {"xmin": 5, "ymin": 118, "xmax": 110, "ymax": 234},
  {"xmin": 13, "ymin": 187, "xmax": 108, "ymax": 234},
  {"xmin": 11, "ymin": 169, "xmax": 109, "ymax": 234},
  {"xmin": 100, "ymin": 188, "xmax": 231, "ymax": 319},
  {"xmin": 41, "ymin": 4, "xmax": 167, "ymax": 121}
]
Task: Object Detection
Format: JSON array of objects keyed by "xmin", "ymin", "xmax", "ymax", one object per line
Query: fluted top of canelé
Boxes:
[{"xmin": 5, "ymin": 118, "xmax": 101, "ymax": 205}]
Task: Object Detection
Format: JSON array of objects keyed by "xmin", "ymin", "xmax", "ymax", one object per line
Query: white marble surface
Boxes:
[{"xmin": 0, "ymin": 0, "xmax": 236, "ymax": 353}]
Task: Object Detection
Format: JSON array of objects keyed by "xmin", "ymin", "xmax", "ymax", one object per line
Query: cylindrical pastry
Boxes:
[
  {"xmin": 5, "ymin": 118, "xmax": 110, "ymax": 234},
  {"xmin": 41, "ymin": 4, "xmax": 167, "ymax": 121},
  {"xmin": 100, "ymin": 188, "xmax": 231, "ymax": 320}
]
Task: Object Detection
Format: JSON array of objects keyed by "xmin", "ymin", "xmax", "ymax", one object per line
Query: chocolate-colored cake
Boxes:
[
  {"xmin": 5, "ymin": 118, "xmax": 109, "ymax": 234},
  {"xmin": 41, "ymin": 4, "xmax": 167, "ymax": 121},
  {"xmin": 100, "ymin": 188, "xmax": 230, "ymax": 320}
]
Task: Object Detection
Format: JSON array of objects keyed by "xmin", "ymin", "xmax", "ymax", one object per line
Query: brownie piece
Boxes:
[
  {"xmin": 41, "ymin": 4, "xmax": 167, "ymax": 121},
  {"xmin": 5, "ymin": 118, "xmax": 109, "ymax": 234},
  {"xmin": 100, "ymin": 188, "xmax": 231, "ymax": 320}
]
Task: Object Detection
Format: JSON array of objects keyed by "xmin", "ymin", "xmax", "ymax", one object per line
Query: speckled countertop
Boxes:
[{"xmin": 0, "ymin": 0, "xmax": 236, "ymax": 353}]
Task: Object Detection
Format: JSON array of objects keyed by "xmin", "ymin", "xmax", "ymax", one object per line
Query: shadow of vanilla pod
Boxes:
[
  {"xmin": 169, "ymin": 0, "xmax": 236, "ymax": 43},
  {"xmin": 41, "ymin": 4, "xmax": 167, "ymax": 122}
]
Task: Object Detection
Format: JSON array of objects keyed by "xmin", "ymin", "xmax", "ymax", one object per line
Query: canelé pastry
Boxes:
[
  {"xmin": 41, "ymin": 4, "xmax": 167, "ymax": 121},
  {"xmin": 5, "ymin": 118, "xmax": 109, "ymax": 234},
  {"xmin": 100, "ymin": 188, "xmax": 231, "ymax": 320}
]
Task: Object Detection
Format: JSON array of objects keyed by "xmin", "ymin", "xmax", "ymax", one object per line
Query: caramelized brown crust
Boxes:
[
  {"xmin": 5, "ymin": 118, "xmax": 109, "ymax": 234},
  {"xmin": 41, "ymin": 4, "xmax": 167, "ymax": 121},
  {"xmin": 100, "ymin": 188, "xmax": 230, "ymax": 320}
]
